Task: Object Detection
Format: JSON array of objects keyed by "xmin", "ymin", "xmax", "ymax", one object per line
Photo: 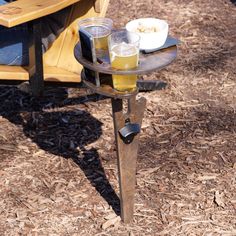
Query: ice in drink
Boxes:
[{"xmin": 110, "ymin": 42, "xmax": 139, "ymax": 91}]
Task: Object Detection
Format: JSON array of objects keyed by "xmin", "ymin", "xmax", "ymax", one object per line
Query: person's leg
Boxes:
[{"xmin": 0, "ymin": 0, "xmax": 29, "ymax": 65}]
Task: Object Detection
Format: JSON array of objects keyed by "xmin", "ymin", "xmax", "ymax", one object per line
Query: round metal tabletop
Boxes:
[{"xmin": 74, "ymin": 43, "xmax": 177, "ymax": 75}]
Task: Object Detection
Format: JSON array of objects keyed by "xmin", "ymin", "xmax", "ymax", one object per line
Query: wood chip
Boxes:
[
  {"xmin": 197, "ymin": 174, "xmax": 218, "ymax": 181},
  {"xmin": 104, "ymin": 213, "xmax": 117, "ymax": 220},
  {"xmin": 101, "ymin": 216, "xmax": 121, "ymax": 230},
  {"xmin": 214, "ymin": 191, "xmax": 225, "ymax": 208}
]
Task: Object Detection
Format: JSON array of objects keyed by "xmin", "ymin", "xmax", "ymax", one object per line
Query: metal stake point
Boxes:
[{"xmin": 112, "ymin": 96, "xmax": 146, "ymax": 223}]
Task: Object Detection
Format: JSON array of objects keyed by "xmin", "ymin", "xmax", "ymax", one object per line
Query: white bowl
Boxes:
[{"xmin": 126, "ymin": 18, "xmax": 169, "ymax": 50}]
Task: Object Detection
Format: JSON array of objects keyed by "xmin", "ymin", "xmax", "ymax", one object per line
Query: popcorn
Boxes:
[{"xmin": 135, "ymin": 23, "xmax": 160, "ymax": 33}]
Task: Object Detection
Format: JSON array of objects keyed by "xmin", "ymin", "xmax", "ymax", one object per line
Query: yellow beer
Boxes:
[
  {"xmin": 85, "ymin": 25, "xmax": 111, "ymax": 50},
  {"xmin": 110, "ymin": 43, "xmax": 139, "ymax": 91}
]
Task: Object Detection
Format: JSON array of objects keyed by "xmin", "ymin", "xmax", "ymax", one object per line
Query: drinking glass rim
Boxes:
[
  {"xmin": 108, "ymin": 29, "xmax": 141, "ymax": 44},
  {"xmin": 78, "ymin": 17, "xmax": 113, "ymax": 27}
]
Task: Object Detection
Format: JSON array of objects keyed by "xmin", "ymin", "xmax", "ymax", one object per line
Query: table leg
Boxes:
[
  {"xmin": 111, "ymin": 96, "xmax": 146, "ymax": 223},
  {"xmin": 28, "ymin": 19, "xmax": 44, "ymax": 97}
]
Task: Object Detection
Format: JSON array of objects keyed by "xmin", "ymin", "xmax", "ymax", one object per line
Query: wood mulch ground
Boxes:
[{"xmin": 0, "ymin": 0, "xmax": 235, "ymax": 235}]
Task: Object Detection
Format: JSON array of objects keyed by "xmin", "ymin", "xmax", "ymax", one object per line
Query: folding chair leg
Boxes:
[{"xmin": 28, "ymin": 19, "xmax": 44, "ymax": 96}]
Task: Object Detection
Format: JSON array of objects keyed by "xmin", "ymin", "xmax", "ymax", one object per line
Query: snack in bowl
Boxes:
[
  {"xmin": 135, "ymin": 23, "xmax": 160, "ymax": 33},
  {"xmin": 126, "ymin": 18, "xmax": 168, "ymax": 50}
]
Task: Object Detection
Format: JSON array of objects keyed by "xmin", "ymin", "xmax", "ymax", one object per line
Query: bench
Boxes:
[{"xmin": 0, "ymin": 0, "xmax": 110, "ymax": 95}]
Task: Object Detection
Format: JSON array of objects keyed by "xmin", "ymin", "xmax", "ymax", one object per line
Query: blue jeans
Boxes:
[{"xmin": 0, "ymin": 0, "xmax": 29, "ymax": 65}]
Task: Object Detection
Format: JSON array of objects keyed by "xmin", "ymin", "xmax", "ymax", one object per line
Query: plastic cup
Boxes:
[
  {"xmin": 108, "ymin": 30, "xmax": 140, "ymax": 92},
  {"xmin": 78, "ymin": 17, "xmax": 113, "ymax": 51}
]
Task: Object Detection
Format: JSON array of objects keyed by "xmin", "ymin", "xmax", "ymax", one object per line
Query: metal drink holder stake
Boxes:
[{"xmin": 74, "ymin": 42, "xmax": 177, "ymax": 223}]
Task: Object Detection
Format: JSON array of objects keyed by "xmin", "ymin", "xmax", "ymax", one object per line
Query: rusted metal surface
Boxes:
[
  {"xmin": 74, "ymin": 42, "xmax": 177, "ymax": 75},
  {"xmin": 81, "ymin": 70, "xmax": 138, "ymax": 99},
  {"xmin": 111, "ymin": 96, "xmax": 146, "ymax": 223},
  {"xmin": 75, "ymin": 32, "xmax": 177, "ymax": 223}
]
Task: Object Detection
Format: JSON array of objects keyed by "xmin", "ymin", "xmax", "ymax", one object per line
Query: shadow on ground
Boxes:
[{"xmin": 0, "ymin": 86, "xmax": 120, "ymax": 215}]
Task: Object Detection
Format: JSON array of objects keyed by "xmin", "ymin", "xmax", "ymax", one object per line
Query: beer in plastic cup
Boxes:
[
  {"xmin": 78, "ymin": 17, "xmax": 113, "ymax": 51},
  {"xmin": 108, "ymin": 30, "xmax": 140, "ymax": 92}
]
